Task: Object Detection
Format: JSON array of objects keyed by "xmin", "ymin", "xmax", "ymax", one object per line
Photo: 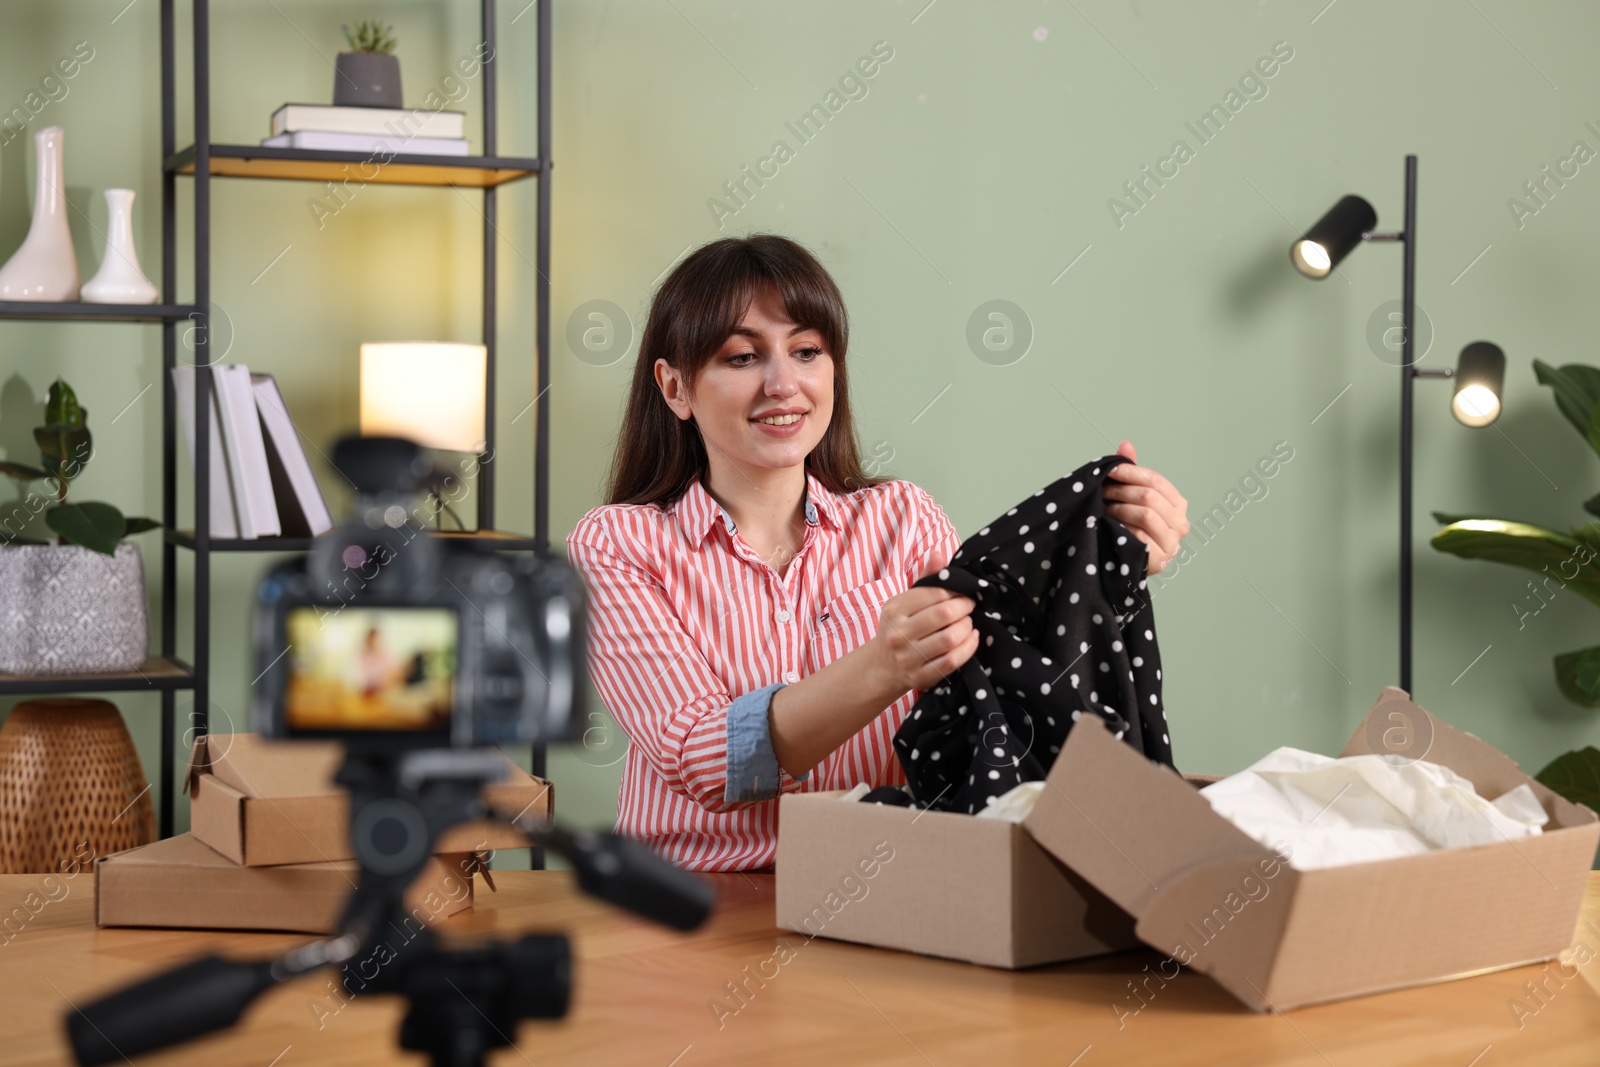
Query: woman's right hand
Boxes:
[{"xmin": 870, "ymin": 572, "xmax": 979, "ymax": 696}]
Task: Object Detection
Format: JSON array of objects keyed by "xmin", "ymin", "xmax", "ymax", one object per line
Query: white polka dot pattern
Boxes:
[{"xmin": 892, "ymin": 454, "xmax": 1173, "ymax": 814}]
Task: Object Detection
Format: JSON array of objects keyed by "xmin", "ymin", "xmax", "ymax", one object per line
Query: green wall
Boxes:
[{"xmin": 4, "ymin": 1, "xmax": 1600, "ymax": 848}]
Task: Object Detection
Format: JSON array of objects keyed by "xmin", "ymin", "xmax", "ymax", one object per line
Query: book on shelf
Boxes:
[
  {"xmin": 270, "ymin": 103, "xmax": 466, "ymax": 140},
  {"xmin": 251, "ymin": 373, "xmax": 333, "ymax": 538},
  {"xmin": 171, "ymin": 366, "xmax": 243, "ymax": 539},
  {"xmin": 261, "ymin": 131, "xmax": 470, "ymax": 157},
  {"xmin": 213, "ymin": 365, "xmax": 279, "ymax": 538},
  {"xmin": 171, "ymin": 365, "xmax": 332, "ymax": 541}
]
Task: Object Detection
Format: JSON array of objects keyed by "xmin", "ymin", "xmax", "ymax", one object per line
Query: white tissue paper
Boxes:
[
  {"xmin": 1198, "ymin": 746, "xmax": 1549, "ymax": 870},
  {"xmin": 976, "ymin": 781, "xmax": 1046, "ymax": 823}
]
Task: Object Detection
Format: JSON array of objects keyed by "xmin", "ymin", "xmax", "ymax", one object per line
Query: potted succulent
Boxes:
[
  {"xmin": 333, "ymin": 19, "xmax": 401, "ymax": 109},
  {"xmin": 0, "ymin": 379, "xmax": 158, "ymax": 674}
]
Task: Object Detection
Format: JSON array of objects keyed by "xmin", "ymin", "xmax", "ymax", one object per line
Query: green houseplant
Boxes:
[
  {"xmin": 333, "ymin": 19, "xmax": 401, "ymax": 109},
  {"xmin": 1431, "ymin": 360, "xmax": 1600, "ymax": 816},
  {"xmin": 0, "ymin": 378, "xmax": 157, "ymax": 674}
]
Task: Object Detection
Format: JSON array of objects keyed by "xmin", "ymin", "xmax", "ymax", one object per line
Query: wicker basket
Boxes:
[{"xmin": 0, "ymin": 698, "xmax": 154, "ymax": 874}]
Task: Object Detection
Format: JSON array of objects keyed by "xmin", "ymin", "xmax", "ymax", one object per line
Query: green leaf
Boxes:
[
  {"xmin": 1535, "ymin": 747, "xmax": 1600, "ymax": 815},
  {"xmin": 121, "ymin": 516, "xmax": 161, "ymax": 535},
  {"xmin": 0, "ymin": 461, "xmax": 50, "ymax": 482},
  {"xmin": 1533, "ymin": 360, "xmax": 1600, "ymax": 448},
  {"xmin": 1430, "ymin": 518, "xmax": 1600, "ymax": 610},
  {"xmin": 1587, "ymin": 402, "xmax": 1600, "ymax": 460},
  {"xmin": 43, "ymin": 378, "xmax": 84, "ymax": 429},
  {"xmin": 45, "ymin": 502, "xmax": 125, "ymax": 555},
  {"xmin": 1584, "ymin": 491, "xmax": 1600, "ymax": 519},
  {"xmin": 1554, "ymin": 647, "xmax": 1600, "ymax": 706},
  {"xmin": 1431, "ymin": 511, "xmax": 1502, "ymax": 525},
  {"xmin": 34, "ymin": 424, "xmax": 91, "ymax": 482}
]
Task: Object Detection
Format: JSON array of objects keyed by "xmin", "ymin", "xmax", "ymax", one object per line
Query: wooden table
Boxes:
[{"xmin": 3, "ymin": 871, "xmax": 1599, "ymax": 1066}]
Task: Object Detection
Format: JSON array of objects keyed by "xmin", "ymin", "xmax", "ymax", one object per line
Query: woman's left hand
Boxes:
[{"xmin": 1102, "ymin": 440, "xmax": 1189, "ymax": 576}]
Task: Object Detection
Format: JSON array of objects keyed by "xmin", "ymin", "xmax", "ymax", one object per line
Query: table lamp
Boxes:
[{"xmin": 359, "ymin": 341, "xmax": 488, "ymax": 529}]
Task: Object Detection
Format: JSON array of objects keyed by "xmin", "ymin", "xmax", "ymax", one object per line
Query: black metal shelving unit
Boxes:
[{"xmin": 0, "ymin": 0, "xmax": 553, "ymax": 852}]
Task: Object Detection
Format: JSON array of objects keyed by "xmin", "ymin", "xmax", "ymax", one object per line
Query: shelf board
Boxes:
[
  {"xmin": 0, "ymin": 301, "xmax": 198, "ymax": 322},
  {"xmin": 0, "ymin": 656, "xmax": 196, "ymax": 694},
  {"xmin": 170, "ymin": 528, "xmax": 538, "ymax": 552},
  {"xmin": 167, "ymin": 144, "xmax": 541, "ymax": 188}
]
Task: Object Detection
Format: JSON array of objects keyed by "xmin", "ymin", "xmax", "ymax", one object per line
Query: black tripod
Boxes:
[{"xmin": 66, "ymin": 745, "xmax": 716, "ymax": 1067}]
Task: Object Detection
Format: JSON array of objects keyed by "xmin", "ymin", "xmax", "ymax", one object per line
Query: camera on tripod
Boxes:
[
  {"xmin": 252, "ymin": 434, "xmax": 582, "ymax": 750},
  {"xmin": 64, "ymin": 436, "xmax": 716, "ymax": 1067}
]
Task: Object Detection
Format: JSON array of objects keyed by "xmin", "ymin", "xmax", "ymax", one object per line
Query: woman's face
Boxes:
[{"xmin": 658, "ymin": 286, "xmax": 834, "ymax": 475}]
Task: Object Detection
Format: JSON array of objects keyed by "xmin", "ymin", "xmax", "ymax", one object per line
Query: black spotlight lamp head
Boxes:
[
  {"xmin": 1451, "ymin": 341, "xmax": 1506, "ymax": 427},
  {"xmin": 1291, "ymin": 195, "xmax": 1379, "ymax": 279}
]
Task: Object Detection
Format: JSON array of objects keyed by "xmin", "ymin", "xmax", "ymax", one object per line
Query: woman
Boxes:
[{"xmin": 565, "ymin": 235, "xmax": 1190, "ymax": 872}]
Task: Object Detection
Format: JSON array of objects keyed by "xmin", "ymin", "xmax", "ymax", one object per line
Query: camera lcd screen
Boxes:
[{"xmin": 284, "ymin": 607, "xmax": 458, "ymax": 733}]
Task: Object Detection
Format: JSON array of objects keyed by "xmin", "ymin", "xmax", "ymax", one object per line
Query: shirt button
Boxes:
[
  {"xmin": 776, "ymin": 609, "xmax": 791, "ymax": 623},
  {"xmin": 784, "ymin": 671, "xmax": 799, "ymax": 683}
]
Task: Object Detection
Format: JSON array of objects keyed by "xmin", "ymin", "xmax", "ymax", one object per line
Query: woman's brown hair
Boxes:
[{"xmin": 605, "ymin": 233, "xmax": 890, "ymax": 508}]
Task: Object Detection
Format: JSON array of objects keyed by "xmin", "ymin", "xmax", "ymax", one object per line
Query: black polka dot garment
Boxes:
[{"xmin": 892, "ymin": 454, "xmax": 1176, "ymax": 814}]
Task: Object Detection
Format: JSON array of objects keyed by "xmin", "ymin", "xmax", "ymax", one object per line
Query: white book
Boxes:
[
  {"xmin": 251, "ymin": 373, "xmax": 334, "ymax": 538},
  {"xmin": 261, "ymin": 131, "xmax": 470, "ymax": 157},
  {"xmin": 270, "ymin": 103, "xmax": 466, "ymax": 140},
  {"xmin": 214, "ymin": 364, "xmax": 280, "ymax": 538},
  {"xmin": 171, "ymin": 367, "xmax": 242, "ymax": 539}
]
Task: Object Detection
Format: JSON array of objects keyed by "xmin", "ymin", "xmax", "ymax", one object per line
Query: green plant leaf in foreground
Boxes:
[
  {"xmin": 1536, "ymin": 746, "xmax": 1600, "ymax": 816},
  {"xmin": 1533, "ymin": 360, "xmax": 1600, "ymax": 455},
  {"xmin": 122, "ymin": 517, "xmax": 161, "ymax": 535},
  {"xmin": 1430, "ymin": 518, "xmax": 1600, "ymax": 610},
  {"xmin": 1554, "ymin": 647, "xmax": 1600, "ymax": 707},
  {"xmin": 45, "ymin": 502, "xmax": 126, "ymax": 555}
]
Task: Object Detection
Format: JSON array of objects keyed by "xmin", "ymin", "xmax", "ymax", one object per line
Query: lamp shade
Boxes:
[
  {"xmin": 1451, "ymin": 341, "xmax": 1506, "ymax": 427},
  {"xmin": 360, "ymin": 342, "xmax": 487, "ymax": 452},
  {"xmin": 1291, "ymin": 194, "xmax": 1378, "ymax": 279}
]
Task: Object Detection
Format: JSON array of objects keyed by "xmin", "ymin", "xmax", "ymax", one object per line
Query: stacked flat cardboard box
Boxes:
[
  {"xmin": 94, "ymin": 734, "xmax": 553, "ymax": 934},
  {"xmin": 776, "ymin": 687, "xmax": 1599, "ymax": 1011}
]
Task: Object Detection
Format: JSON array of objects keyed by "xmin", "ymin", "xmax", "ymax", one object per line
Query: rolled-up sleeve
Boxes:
[
  {"xmin": 565, "ymin": 513, "xmax": 808, "ymax": 813},
  {"xmin": 724, "ymin": 680, "xmax": 811, "ymax": 802}
]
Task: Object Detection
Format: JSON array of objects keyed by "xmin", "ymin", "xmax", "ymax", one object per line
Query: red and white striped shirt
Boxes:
[{"xmin": 564, "ymin": 471, "xmax": 961, "ymax": 871}]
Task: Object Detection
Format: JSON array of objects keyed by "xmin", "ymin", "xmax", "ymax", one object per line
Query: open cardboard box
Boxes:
[
  {"xmin": 95, "ymin": 833, "xmax": 481, "ymax": 934},
  {"xmin": 775, "ymin": 787, "xmax": 1141, "ymax": 969},
  {"xmin": 1027, "ymin": 686, "xmax": 1600, "ymax": 1011},
  {"xmin": 187, "ymin": 733, "xmax": 553, "ymax": 866}
]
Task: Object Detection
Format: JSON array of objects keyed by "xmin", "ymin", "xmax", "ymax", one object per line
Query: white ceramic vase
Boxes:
[
  {"xmin": 0, "ymin": 542, "xmax": 149, "ymax": 674},
  {"xmin": 0, "ymin": 125, "xmax": 80, "ymax": 302},
  {"xmin": 81, "ymin": 189, "xmax": 158, "ymax": 304}
]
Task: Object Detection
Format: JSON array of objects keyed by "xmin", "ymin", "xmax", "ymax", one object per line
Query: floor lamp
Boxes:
[{"xmin": 1289, "ymin": 156, "xmax": 1508, "ymax": 697}]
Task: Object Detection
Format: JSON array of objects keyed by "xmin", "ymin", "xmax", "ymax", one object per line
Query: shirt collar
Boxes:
[{"xmin": 674, "ymin": 471, "xmax": 841, "ymax": 549}]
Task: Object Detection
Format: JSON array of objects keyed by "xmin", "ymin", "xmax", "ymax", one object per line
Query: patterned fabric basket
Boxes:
[{"xmin": 0, "ymin": 542, "xmax": 149, "ymax": 674}]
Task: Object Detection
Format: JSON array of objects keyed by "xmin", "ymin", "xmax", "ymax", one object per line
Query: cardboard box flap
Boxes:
[
  {"xmin": 1340, "ymin": 687, "xmax": 1598, "ymax": 831},
  {"xmin": 183, "ymin": 737, "xmax": 211, "ymax": 796},
  {"xmin": 1133, "ymin": 853, "xmax": 1299, "ymax": 1013},
  {"xmin": 207, "ymin": 734, "xmax": 346, "ymax": 797},
  {"xmin": 1024, "ymin": 713, "xmax": 1276, "ymax": 918}
]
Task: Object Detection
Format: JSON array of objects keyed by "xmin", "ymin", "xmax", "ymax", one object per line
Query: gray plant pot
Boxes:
[
  {"xmin": 0, "ymin": 542, "xmax": 149, "ymax": 674},
  {"xmin": 333, "ymin": 52, "xmax": 402, "ymax": 109}
]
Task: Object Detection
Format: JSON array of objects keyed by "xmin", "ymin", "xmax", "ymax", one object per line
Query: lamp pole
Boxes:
[{"xmin": 1400, "ymin": 154, "xmax": 1418, "ymax": 696}]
